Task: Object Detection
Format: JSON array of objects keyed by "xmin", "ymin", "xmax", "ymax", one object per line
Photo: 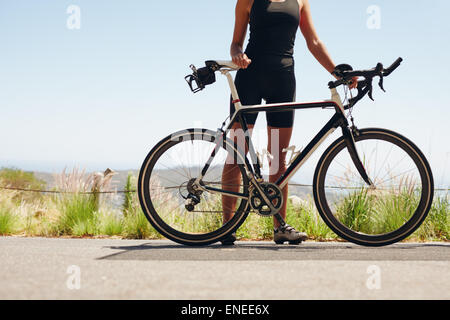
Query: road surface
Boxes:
[{"xmin": 0, "ymin": 237, "xmax": 449, "ymax": 299}]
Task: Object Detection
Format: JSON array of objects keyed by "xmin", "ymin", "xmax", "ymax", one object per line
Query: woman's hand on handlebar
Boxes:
[
  {"xmin": 231, "ymin": 52, "xmax": 252, "ymax": 69},
  {"xmin": 348, "ymin": 77, "xmax": 358, "ymax": 89},
  {"xmin": 332, "ymin": 69, "xmax": 358, "ymax": 89}
]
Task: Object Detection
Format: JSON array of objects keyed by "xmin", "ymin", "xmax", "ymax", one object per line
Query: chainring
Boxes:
[{"xmin": 249, "ymin": 182, "xmax": 283, "ymax": 217}]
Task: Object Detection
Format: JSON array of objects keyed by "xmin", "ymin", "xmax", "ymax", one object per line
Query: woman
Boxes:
[{"xmin": 221, "ymin": 0, "xmax": 356, "ymax": 245}]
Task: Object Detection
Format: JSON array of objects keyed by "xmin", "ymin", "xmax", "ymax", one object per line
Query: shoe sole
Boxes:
[
  {"xmin": 274, "ymin": 240, "xmax": 302, "ymax": 245},
  {"xmin": 220, "ymin": 242, "xmax": 235, "ymax": 246}
]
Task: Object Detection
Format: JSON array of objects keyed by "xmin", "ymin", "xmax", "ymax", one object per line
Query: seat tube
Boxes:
[{"xmin": 236, "ymin": 114, "xmax": 262, "ymax": 179}]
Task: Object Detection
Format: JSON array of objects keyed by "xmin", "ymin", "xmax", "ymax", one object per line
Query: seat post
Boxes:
[{"xmin": 222, "ymin": 70, "xmax": 242, "ymax": 111}]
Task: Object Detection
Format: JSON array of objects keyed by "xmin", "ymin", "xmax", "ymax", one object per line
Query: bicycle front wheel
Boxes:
[
  {"xmin": 313, "ymin": 128, "xmax": 434, "ymax": 246},
  {"xmin": 138, "ymin": 128, "xmax": 250, "ymax": 246}
]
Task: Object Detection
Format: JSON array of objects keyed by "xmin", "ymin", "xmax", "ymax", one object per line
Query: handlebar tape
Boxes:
[{"xmin": 383, "ymin": 57, "xmax": 403, "ymax": 76}]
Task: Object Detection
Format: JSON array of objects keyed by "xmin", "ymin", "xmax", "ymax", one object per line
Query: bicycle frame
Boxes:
[
  {"xmin": 138, "ymin": 57, "xmax": 429, "ymax": 246},
  {"xmin": 195, "ymin": 68, "xmax": 371, "ymax": 219}
]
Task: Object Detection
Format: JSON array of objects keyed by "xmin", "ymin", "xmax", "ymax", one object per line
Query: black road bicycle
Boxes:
[{"xmin": 138, "ymin": 58, "xmax": 434, "ymax": 247}]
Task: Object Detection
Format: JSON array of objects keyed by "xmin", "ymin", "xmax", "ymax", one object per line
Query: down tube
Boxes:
[{"xmin": 276, "ymin": 113, "xmax": 344, "ymax": 189}]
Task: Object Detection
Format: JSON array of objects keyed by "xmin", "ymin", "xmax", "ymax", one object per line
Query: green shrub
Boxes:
[
  {"xmin": 335, "ymin": 188, "xmax": 373, "ymax": 234},
  {"xmin": 0, "ymin": 167, "xmax": 45, "ymax": 189},
  {"xmin": 123, "ymin": 207, "xmax": 152, "ymax": 239},
  {"xmin": 0, "ymin": 167, "xmax": 46, "ymax": 203},
  {"xmin": 415, "ymin": 195, "xmax": 449, "ymax": 240},
  {"xmin": 122, "ymin": 173, "xmax": 135, "ymax": 216},
  {"xmin": 56, "ymin": 195, "xmax": 98, "ymax": 236},
  {"xmin": 99, "ymin": 212, "xmax": 123, "ymax": 236},
  {"xmin": 122, "ymin": 186, "xmax": 162, "ymax": 239},
  {"xmin": 237, "ymin": 212, "xmax": 274, "ymax": 240},
  {"xmin": 287, "ymin": 198, "xmax": 336, "ymax": 240},
  {"xmin": 0, "ymin": 205, "xmax": 18, "ymax": 235}
]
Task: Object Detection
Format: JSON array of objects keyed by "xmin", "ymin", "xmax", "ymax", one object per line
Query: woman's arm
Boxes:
[
  {"xmin": 231, "ymin": 0, "xmax": 253, "ymax": 69},
  {"xmin": 299, "ymin": 0, "xmax": 357, "ymax": 87}
]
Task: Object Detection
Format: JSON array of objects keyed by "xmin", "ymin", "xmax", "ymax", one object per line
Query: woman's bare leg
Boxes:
[
  {"xmin": 267, "ymin": 126, "xmax": 293, "ymax": 229},
  {"xmin": 222, "ymin": 123, "xmax": 254, "ymax": 224}
]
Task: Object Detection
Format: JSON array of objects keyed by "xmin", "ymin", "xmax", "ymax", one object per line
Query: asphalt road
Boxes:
[{"xmin": 0, "ymin": 237, "xmax": 449, "ymax": 299}]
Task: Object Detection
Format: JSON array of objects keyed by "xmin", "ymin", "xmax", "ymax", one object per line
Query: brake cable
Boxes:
[{"xmin": 343, "ymin": 83, "xmax": 357, "ymax": 132}]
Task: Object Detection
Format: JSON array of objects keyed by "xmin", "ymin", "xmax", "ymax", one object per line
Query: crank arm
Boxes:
[{"xmin": 273, "ymin": 213, "xmax": 287, "ymax": 227}]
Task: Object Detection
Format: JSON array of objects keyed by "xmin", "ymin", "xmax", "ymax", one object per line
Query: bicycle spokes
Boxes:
[
  {"xmin": 147, "ymin": 136, "xmax": 248, "ymax": 235},
  {"xmin": 322, "ymin": 137, "xmax": 423, "ymax": 235}
]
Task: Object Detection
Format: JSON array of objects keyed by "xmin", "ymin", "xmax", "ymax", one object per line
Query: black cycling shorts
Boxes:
[{"xmin": 230, "ymin": 65, "xmax": 296, "ymax": 128}]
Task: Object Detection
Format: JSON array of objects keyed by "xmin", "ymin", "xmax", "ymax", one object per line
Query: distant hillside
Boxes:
[
  {"xmin": 33, "ymin": 169, "xmax": 139, "ymax": 191},
  {"xmin": 33, "ymin": 168, "xmax": 315, "ymax": 199}
]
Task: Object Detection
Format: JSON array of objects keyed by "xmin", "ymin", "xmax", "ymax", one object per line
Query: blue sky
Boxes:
[{"xmin": 0, "ymin": 0, "xmax": 449, "ymax": 188}]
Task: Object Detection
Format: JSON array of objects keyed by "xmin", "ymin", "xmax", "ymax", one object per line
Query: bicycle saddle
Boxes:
[{"xmin": 205, "ymin": 60, "xmax": 239, "ymax": 71}]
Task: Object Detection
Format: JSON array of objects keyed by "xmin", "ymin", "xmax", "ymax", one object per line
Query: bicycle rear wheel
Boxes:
[
  {"xmin": 138, "ymin": 128, "xmax": 250, "ymax": 246},
  {"xmin": 313, "ymin": 128, "xmax": 434, "ymax": 246}
]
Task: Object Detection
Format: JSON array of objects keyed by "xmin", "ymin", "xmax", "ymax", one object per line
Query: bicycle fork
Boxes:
[
  {"xmin": 332, "ymin": 87, "xmax": 374, "ymax": 188},
  {"xmin": 342, "ymin": 125, "xmax": 374, "ymax": 187}
]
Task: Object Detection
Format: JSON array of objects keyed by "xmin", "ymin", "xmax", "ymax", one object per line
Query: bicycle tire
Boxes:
[
  {"xmin": 313, "ymin": 128, "xmax": 434, "ymax": 246},
  {"xmin": 138, "ymin": 128, "xmax": 250, "ymax": 246}
]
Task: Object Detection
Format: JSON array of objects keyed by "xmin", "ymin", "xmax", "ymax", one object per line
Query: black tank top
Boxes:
[{"xmin": 245, "ymin": 0, "xmax": 300, "ymax": 70}]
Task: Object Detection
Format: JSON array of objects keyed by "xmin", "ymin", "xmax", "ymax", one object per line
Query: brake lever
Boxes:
[
  {"xmin": 355, "ymin": 79, "xmax": 367, "ymax": 95},
  {"xmin": 364, "ymin": 77, "xmax": 374, "ymax": 101},
  {"xmin": 368, "ymin": 85, "xmax": 374, "ymax": 101},
  {"xmin": 378, "ymin": 75, "xmax": 386, "ymax": 92}
]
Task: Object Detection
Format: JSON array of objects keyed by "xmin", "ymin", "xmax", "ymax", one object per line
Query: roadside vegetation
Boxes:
[{"xmin": 0, "ymin": 167, "xmax": 448, "ymax": 242}]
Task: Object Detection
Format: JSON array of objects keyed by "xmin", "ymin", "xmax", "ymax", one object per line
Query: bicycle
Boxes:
[{"xmin": 138, "ymin": 57, "xmax": 434, "ymax": 247}]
